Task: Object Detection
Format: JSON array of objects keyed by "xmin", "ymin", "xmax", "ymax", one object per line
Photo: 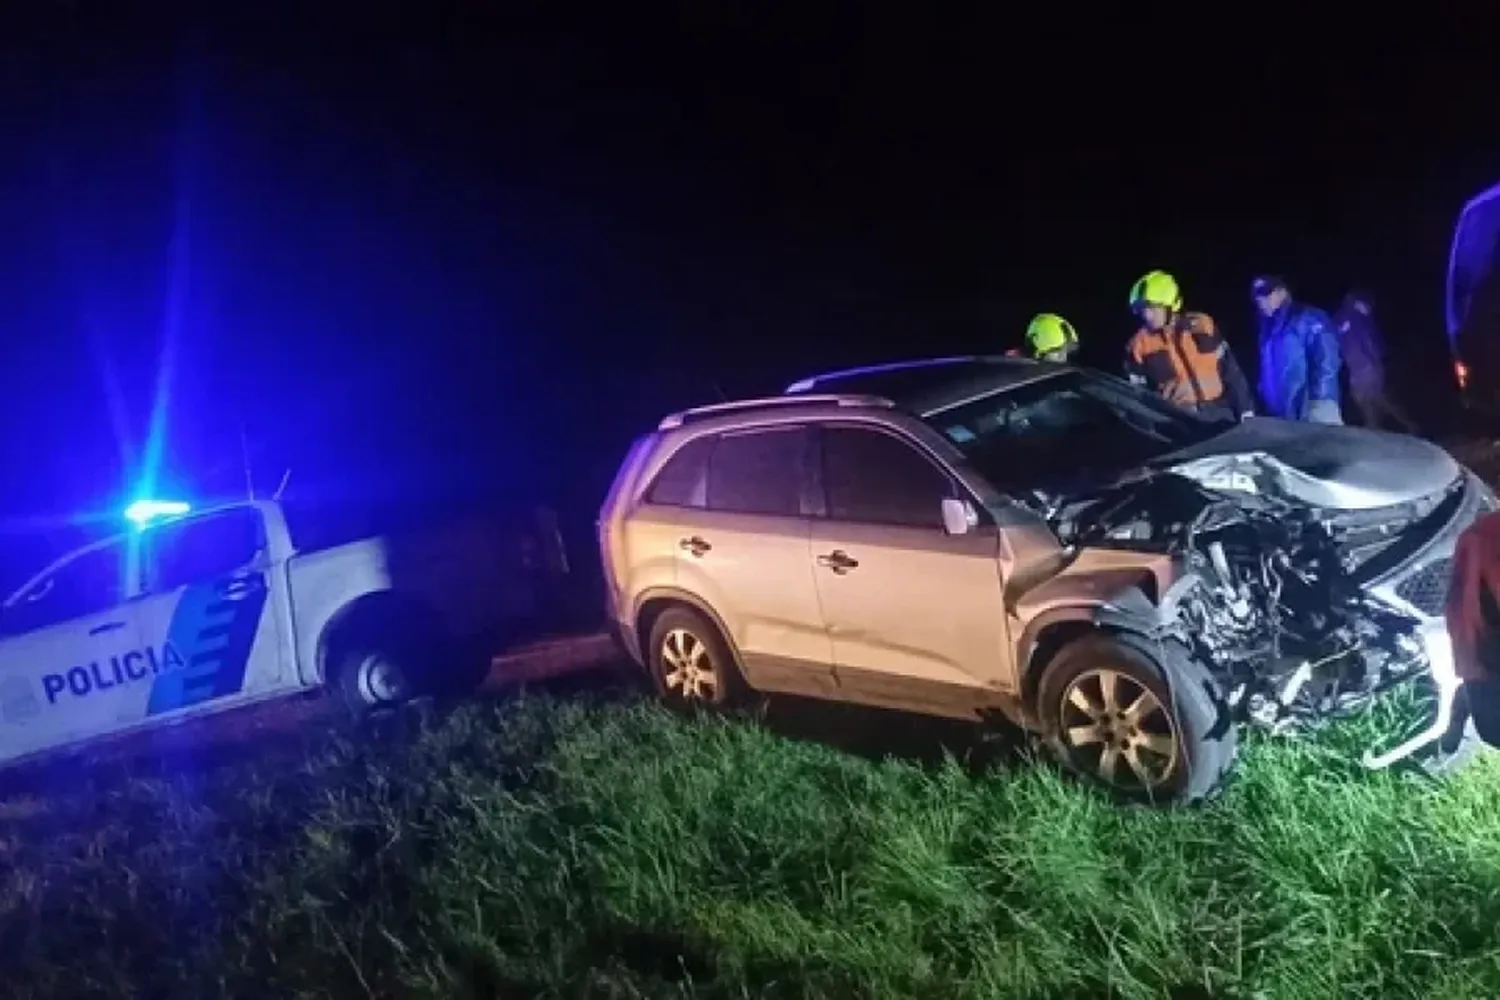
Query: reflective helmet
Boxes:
[
  {"xmin": 1025, "ymin": 312, "xmax": 1079, "ymax": 358},
  {"xmin": 1129, "ymin": 269, "xmax": 1183, "ymax": 313}
]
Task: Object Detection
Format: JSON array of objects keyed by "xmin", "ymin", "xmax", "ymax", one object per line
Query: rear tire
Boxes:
[
  {"xmin": 334, "ymin": 644, "xmax": 419, "ymax": 718},
  {"xmin": 1036, "ymin": 632, "xmax": 1237, "ymax": 804},
  {"xmin": 646, "ymin": 606, "xmax": 751, "ymax": 711}
]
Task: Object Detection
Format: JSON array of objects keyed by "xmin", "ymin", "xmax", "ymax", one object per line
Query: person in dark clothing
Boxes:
[
  {"xmin": 1332, "ymin": 290, "xmax": 1416, "ymax": 432},
  {"xmin": 1455, "ymin": 265, "xmax": 1500, "ymax": 423},
  {"xmin": 1251, "ymin": 275, "xmax": 1343, "ymax": 423},
  {"xmin": 1447, "ymin": 510, "xmax": 1500, "ymax": 746}
]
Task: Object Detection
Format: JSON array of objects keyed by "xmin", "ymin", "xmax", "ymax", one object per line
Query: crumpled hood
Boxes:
[{"xmin": 1161, "ymin": 417, "xmax": 1460, "ymax": 510}]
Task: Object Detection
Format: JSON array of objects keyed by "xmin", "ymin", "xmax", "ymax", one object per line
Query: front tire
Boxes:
[
  {"xmin": 1036, "ymin": 632, "xmax": 1236, "ymax": 804},
  {"xmin": 646, "ymin": 606, "xmax": 750, "ymax": 711}
]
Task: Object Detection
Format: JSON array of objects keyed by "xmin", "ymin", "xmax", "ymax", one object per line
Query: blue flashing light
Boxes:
[{"xmin": 124, "ymin": 499, "xmax": 191, "ymax": 528}]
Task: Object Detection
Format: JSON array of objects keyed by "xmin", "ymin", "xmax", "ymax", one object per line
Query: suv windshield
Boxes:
[{"xmin": 925, "ymin": 370, "xmax": 1225, "ymax": 495}]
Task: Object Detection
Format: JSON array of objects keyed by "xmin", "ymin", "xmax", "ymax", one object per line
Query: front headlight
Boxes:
[
  {"xmin": 1169, "ymin": 455, "xmax": 1269, "ymax": 496},
  {"xmin": 1193, "ymin": 471, "xmax": 1259, "ymax": 494}
]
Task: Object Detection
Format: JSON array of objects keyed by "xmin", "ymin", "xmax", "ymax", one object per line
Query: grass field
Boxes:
[{"xmin": 3, "ymin": 671, "xmax": 1500, "ymax": 999}]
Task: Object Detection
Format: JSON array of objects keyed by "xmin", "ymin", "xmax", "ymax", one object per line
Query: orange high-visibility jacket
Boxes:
[{"xmin": 1123, "ymin": 311, "xmax": 1253, "ymax": 416}]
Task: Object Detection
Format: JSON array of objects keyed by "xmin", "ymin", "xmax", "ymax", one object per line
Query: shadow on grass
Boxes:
[
  {"xmin": 539, "ymin": 661, "xmax": 1033, "ymax": 779},
  {"xmin": 522, "ymin": 659, "xmax": 1037, "ymax": 776},
  {"xmin": 755, "ymin": 694, "xmax": 1031, "ymax": 775}
]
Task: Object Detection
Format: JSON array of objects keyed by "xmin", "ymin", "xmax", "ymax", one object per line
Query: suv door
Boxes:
[
  {"xmin": 656, "ymin": 424, "xmax": 835, "ymax": 697},
  {"xmin": 0, "ymin": 537, "xmax": 150, "ymax": 760},
  {"xmin": 808, "ymin": 423, "xmax": 1011, "ymax": 715},
  {"xmin": 130, "ymin": 507, "xmax": 289, "ymax": 718}
]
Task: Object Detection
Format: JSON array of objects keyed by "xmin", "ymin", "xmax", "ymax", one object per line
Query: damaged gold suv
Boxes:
[{"xmin": 599, "ymin": 357, "xmax": 1490, "ymax": 803}]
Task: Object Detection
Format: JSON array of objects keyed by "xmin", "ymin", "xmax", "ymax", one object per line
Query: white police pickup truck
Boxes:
[{"xmin": 0, "ymin": 497, "xmax": 570, "ymax": 769}]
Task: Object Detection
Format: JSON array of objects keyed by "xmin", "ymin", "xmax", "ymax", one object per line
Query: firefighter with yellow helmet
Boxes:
[
  {"xmin": 1124, "ymin": 269, "xmax": 1254, "ymax": 421},
  {"xmin": 1022, "ymin": 312, "xmax": 1080, "ymax": 362}
]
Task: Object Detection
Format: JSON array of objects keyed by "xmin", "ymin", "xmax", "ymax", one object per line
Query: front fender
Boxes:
[
  {"xmin": 1015, "ymin": 565, "xmax": 1204, "ymax": 706},
  {"xmin": 1018, "ymin": 586, "xmax": 1174, "ymax": 673}
]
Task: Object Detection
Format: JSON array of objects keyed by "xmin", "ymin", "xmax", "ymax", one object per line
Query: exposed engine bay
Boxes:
[{"xmin": 1031, "ymin": 465, "xmax": 1469, "ymax": 742}]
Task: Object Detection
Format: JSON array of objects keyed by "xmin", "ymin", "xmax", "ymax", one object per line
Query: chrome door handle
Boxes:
[
  {"xmin": 679, "ymin": 536, "xmax": 712, "ymax": 557},
  {"xmin": 816, "ymin": 550, "xmax": 859, "ymax": 574}
]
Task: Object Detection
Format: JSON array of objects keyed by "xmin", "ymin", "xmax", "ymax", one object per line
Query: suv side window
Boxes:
[
  {"xmin": 821, "ymin": 426, "xmax": 953, "ymax": 528},
  {"xmin": 143, "ymin": 509, "xmax": 267, "ymax": 594},
  {"xmin": 1, "ymin": 541, "xmax": 126, "ymax": 635},
  {"xmin": 644, "ymin": 437, "xmax": 713, "ymax": 508},
  {"xmin": 706, "ymin": 427, "xmax": 806, "ymax": 517}
]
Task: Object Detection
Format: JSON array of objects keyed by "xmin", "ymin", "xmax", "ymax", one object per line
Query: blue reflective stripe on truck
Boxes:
[{"xmin": 147, "ymin": 577, "xmax": 269, "ymax": 715}]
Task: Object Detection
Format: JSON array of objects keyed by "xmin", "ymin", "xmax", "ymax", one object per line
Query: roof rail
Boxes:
[
  {"xmin": 784, "ymin": 355, "xmax": 984, "ymax": 393},
  {"xmin": 657, "ymin": 393, "xmax": 894, "ymax": 431}
]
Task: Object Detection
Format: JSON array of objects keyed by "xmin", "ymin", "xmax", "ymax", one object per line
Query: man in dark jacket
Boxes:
[
  {"xmin": 1332, "ymin": 289, "xmax": 1416, "ymax": 432},
  {"xmin": 1252, "ymin": 275, "xmax": 1343, "ymax": 423}
]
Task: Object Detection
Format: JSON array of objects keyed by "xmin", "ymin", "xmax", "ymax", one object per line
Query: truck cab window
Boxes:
[
  {"xmin": 1, "ymin": 542, "xmax": 126, "ymax": 635},
  {"xmin": 144, "ymin": 509, "xmax": 267, "ymax": 594}
]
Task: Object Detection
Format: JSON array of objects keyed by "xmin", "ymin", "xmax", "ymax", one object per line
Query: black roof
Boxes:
[{"xmin": 784, "ymin": 355, "xmax": 1064, "ymax": 415}]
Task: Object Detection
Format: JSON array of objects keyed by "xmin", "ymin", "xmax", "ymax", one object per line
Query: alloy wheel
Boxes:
[
  {"xmin": 1059, "ymin": 667, "xmax": 1179, "ymax": 789},
  {"xmin": 660, "ymin": 628, "xmax": 718, "ymax": 702}
]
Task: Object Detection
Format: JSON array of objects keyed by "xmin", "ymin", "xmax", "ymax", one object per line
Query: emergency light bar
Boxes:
[{"xmin": 124, "ymin": 499, "xmax": 191, "ymax": 528}]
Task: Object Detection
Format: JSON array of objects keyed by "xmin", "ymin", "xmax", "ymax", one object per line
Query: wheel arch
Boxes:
[
  {"xmin": 632, "ymin": 587, "xmax": 745, "ymax": 674},
  {"xmin": 315, "ymin": 589, "xmax": 451, "ymax": 687},
  {"xmin": 1017, "ymin": 585, "xmax": 1177, "ymax": 718}
]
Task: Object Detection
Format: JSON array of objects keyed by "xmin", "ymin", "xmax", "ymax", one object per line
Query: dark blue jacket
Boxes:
[{"xmin": 1257, "ymin": 302, "xmax": 1342, "ymax": 419}]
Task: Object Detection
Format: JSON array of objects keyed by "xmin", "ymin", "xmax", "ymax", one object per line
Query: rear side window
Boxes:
[
  {"xmin": 821, "ymin": 426, "xmax": 953, "ymax": 528},
  {"xmin": 644, "ymin": 437, "xmax": 713, "ymax": 507},
  {"xmin": 706, "ymin": 427, "xmax": 805, "ymax": 517}
]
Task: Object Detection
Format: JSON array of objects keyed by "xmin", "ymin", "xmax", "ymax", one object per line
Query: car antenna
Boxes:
[
  {"xmin": 240, "ymin": 422, "xmax": 258, "ymax": 500},
  {"xmin": 712, "ymin": 381, "xmax": 728, "ymax": 401},
  {"xmin": 240, "ymin": 423, "xmax": 256, "ymax": 501},
  {"xmin": 272, "ymin": 467, "xmax": 292, "ymax": 502}
]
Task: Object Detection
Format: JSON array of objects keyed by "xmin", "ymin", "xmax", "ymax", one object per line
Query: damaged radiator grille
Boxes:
[{"xmin": 1394, "ymin": 558, "xmax": 1452, "ymax": 616}]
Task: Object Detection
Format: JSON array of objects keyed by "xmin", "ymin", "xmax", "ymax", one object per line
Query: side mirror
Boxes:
[{"xmin": 941, "ymin": 497, "xmax": 978, "ymax": 536}]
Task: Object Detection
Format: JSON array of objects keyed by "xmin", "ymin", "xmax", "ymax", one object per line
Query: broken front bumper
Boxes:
[
  {"xmin": 1359, "ymin": 473, "xmax": 1492, "ymax": 768},
  {"xmin": 1363, "ymin": 621, "xmax": 1461, "ymax": 769}
]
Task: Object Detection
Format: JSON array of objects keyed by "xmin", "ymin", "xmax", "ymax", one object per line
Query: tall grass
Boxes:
[{"xmin": 3, "ymin": 679, "xmax": 1500, "ymax": 998}]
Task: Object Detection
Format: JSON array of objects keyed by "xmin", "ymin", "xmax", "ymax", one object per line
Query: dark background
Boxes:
[{"xmin": 0, "ymin": 4, "xmax": 1495, "ymax": 579}]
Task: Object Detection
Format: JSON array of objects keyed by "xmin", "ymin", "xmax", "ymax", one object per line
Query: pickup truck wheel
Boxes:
[
  {"xmin": 1036, "ymin": 633, "xmax": 1237, "ymax": 805},
  {"xmin": 335, "ymin": 646, "xmax": 416, "ymax": 716},
  {"xmin": 646, "ymin": 606, "xmax": 750, "ymax": 711}
]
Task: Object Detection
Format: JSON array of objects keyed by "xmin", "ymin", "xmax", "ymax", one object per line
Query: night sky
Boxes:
[{"xmin": 0, "ymin": 5, "xmax": 1495, "ymax": 576}]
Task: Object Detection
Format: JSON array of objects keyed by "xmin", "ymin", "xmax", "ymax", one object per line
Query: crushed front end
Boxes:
[{"xmin": 1043, "ymin": 461, "xmax": 1495, "ymax": 768}]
